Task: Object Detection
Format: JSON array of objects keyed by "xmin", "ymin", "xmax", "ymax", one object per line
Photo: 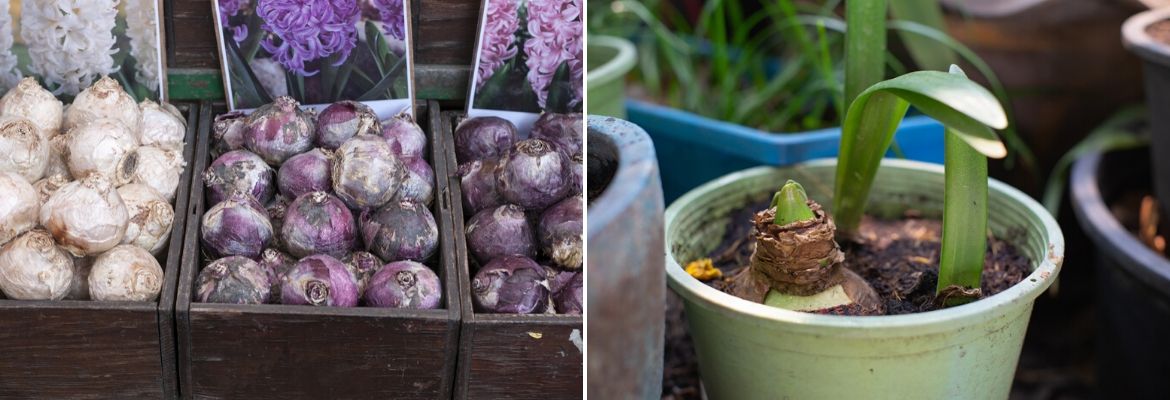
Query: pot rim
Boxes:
[
  {"xmin": 586, "ymin": 35, "xmax": 636, "ymax": 90},
  {"xmin": 587, "ymin": 116, "xmax": 659, "ymax": 239},
  {"xmin": 1070, "ymin": 150, "xmax": 1170, "ymax": 293},
  {"xmin": 664, "ymin": 158, "xmax": 1064, "ymax": 334},
  {"xmin": 1123, "ymin": 8, "xmax": 1170, "ymax": 68}
]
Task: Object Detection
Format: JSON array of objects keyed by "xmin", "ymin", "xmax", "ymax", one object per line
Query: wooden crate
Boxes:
[
  {"xmin": 0, "ymin": 102, "xmax": 201, "ymax": 399},
  {"xmin": 176, "ymin": 100, "xmax": 461, "ymax": 399},
  {"xmin": 439, "ymin": 111, "xmax": 584, "ymax": 399}
]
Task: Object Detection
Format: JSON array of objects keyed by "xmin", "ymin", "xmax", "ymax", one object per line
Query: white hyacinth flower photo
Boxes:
[{"xmin": 0, "ymin": 0, "xmax": 166, "ymax": 100}]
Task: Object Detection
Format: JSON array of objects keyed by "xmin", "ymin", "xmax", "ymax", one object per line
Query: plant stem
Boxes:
[
  {"xmin": 772, "ymin": 180, "xmax": 816, "ymax": 225},
  {"xmin": 844, "ymin": 0, "xmax": 887, "ymax": 106},
  {"xmin": 937, "ymin": 128, "xmax": 988, "ymax": 305}
]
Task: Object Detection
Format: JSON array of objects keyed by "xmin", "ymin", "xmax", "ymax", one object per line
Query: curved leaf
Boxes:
[{"xmin": 834, "ymin": 66, "xmax": 1008, "ymax": 233}]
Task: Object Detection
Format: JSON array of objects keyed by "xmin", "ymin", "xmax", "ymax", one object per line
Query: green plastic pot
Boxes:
[
  {"xmin": 587, "ymin": 35, "xmax": 636, "ymax": 119},
  {"xmin": 664, "ymin": 159, "xmax": 1063, "ymax": 399}
]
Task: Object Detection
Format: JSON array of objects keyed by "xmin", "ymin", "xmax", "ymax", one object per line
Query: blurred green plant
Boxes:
[{"xmin": 587, "ymin": 0, "xmax": 1035, "ymax": 171}]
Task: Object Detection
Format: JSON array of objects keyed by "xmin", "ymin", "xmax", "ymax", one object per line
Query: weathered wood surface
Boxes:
[
  {"xmin": 176, "ymin": 101, "xmax": 461, "ymax": 399},
  {"xmin": 439, "ymin": 111, "xmax": 585, "ymax": 400}
]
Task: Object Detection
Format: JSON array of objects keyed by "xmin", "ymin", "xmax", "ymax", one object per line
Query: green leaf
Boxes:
[
  {"xmin": 834, "ymin": 66, "xmax": 1008, "ymax": 234},
  {"xmin": 888, "ymin": 0, "xmax": 956, "ymax": 71},
  {"xmin": 545, "ymin": 62, "xmax": 575, "ymax": 113},
  {"xmin": 844, "ymin": 0, "xmax": 887, "ymax": 106},
  {"xmin": 937, "ymin": 127, "xmax": 988, "ymax": 306},
  {"xmin": 224, "ymin": 35, "xmax": 272, "ymax": 107},
  {"xmin": 771, "ymin": 180, "xmax": 816, "ymax": 225},
  {"xmin": 359, "ymin": 57, "xmax": 406, "ymax": 101}
]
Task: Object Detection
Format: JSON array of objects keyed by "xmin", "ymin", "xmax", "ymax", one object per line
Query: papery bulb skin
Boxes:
[
  {"xmin": 332, "ymin": 134, "xmax": 405, "ymax": 210},
  {"xmin": 453, "ymin": 117, "xmax": 517, "ymax": 163},
  {"xmin": 379, "ymin": 111, "xmax": 426, "ymax": 160},
  {"xmin": 243, "ymin": 96, "xmax": 315, "ymax": 166},
  {"xmin": 496, "ymin": 139, "xmax": 571, "ymax": 210},
  {"xmin": 316, "ymin": 100, "xmax": 380, "ymax": 150},
  {"xmin": 40, "ymin": 173, "xmax": 127, "ymax": 257},
  {"xmin": 466, "ymin": 204, "xmax": 535, "ymax": 264},
  {"xmin": 89, "ymin": 245, "xmax": 164, "ymax": 302},
  {"xmin": 360, "ymin": 200, "xmax": 439, "ymax": 263},
  {"xmin": 282, "ymin": 191, "xmax": 357, "ymax": 259},
  {"xmin": 197, "ymin": 256, "xmax": 271, "ymax": 304},
  {"xmin": 200, "ymin": 191, "xmax": 273, "ymax": 259},
  {"xmin": 363, "ymin": 260, "xmax": 441, "ymax": 309},
  {"xmin": 203, "ymin": 149, "xmax": 275, "ymax": 206},
  {"xmin": 281, "ymin": 254, "xmax": 359, "ymax": 307},
  {"xmin": 472, "ymin": 255, "xmax": 550, "ymax": 314},
  {"xmin": 0, "ymin": 171, "xmax": 38, "ymax": 246},
  {"xmin": 0, "ymin": 229, "xmax": 73, "ymax": 300}
]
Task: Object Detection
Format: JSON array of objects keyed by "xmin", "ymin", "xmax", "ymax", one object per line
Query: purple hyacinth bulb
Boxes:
[
  {"xmin": 211, "ymin": 111, "xmax": 248, "ymax": 158},
  {"xmin": 472, "ymin": 255, "xmax": 550, "ymax": 314},
  {"xmin": 316, "ymin": 101, "xmax": 381, "ymax": 150},
  {"xmin": 363, "ymin": 261, "xmax": 442, "ymax": 309},
  {"xmin": 259, "ymin": 248, "xmax": 295, "ymax": 302},
  {"xmin": 568, "ymin": 152, "xmax": 582, "ymax": 195},
  {"xmin": 545, "ymin": 265, "xmax": 576, "ymax": 295},
  {"xmin": 265, "ymin": 196, "xmax": 289, "ymax": 250},
  {"xmin": 394, "ymin": 157, "xmax": 434, "ymax": 205},
  {"xmin": 553, "ymin": 272, "xmax": 582, "ymax": 315},
  {"xmin": 453, "ymin": 117, "xmax": 517, "ymax": 163},
  {"xmin": 282, "ymin": 192, "xmax": 357, "ymax": 259},
  {"xmin": 243, "ymin": 97, "xmax": 316, "ymax": 166},
  {"xmin": 200, "ymin": 192, "xmax": 274, "ymax": 259},
  {"xmin": 380, "ymin": 111, "xmax": 427, "ymax": 160},
  {"xmin": 538, "ymin": 195, "xmax": 582, "ymax": 270},
  {"xmin": 257, "ymin": 0, "xmax": 361, "ymax": 76},
  {"xmin": 281, "ymin": 254, "xmax": 359, "ymax": 307},
  {"xmin": 197, "ymin": 256, "xmax": 271, "ymax": 304},
  {"xmin": 277, "ymin": 148, "xmax": 333, "ymax": 200},
  {"xmin": 497, "ymin": 139, "xmax": 571, "ymax": 210},
  {"xmin": 465, "ymin": 204, "xmax": 535, "ymax": 264},
  {"xmin": 457, "ymin": 158, "xmax": 503, "ymax": 214},
  {"xmin": 332, "ymin": 135, "xmax": 406, "ymax": 210},
  {"xmin": 343, "ymin": 251, "xmax": 384, "ymax": 293},
  {"xmin": 530, "ymin": 113, "xmax": 582, "ymax": 155},
  {"xmin": 203, "ymin": 150, "xmax": 276, "ymax": 206},
  {"xmin": 360, "ymin": 200, "xmax": 439, "ymax": 263}
]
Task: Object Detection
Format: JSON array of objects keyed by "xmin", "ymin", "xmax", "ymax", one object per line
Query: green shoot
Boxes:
[
  {"xmin": 834, "ymin": 64, "xmax": 1009, "ymax": 304},
  {"xmin": 845, "ymin": 0, "xmax": 887, "ymax": 106},
  {"xmin": 937, "ymin": 124, "xmax": 988, "ymax": 305},
  {"xmin": 771, "ymin": 180, "xmax": 816, "ymax": 225},
  {"xmin": 1041, "ymin": 106, "xmax": 1147, "ymax": 215}
]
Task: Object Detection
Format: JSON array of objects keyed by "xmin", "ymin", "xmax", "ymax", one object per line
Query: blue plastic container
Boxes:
[{"xmin": 627, "ymin": 99, "xmax": 945, "ymax": 203}]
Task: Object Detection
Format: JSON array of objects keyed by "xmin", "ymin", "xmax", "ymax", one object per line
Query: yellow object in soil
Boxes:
[{"xmin": 685, "ymin": 258, "xmax": 722, "ymax": 281}]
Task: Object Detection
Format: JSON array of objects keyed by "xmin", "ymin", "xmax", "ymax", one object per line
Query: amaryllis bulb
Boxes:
[
  {"xmin": 117, "ymin": 184, "xmax": 175, "ymax": 255},
  {"xmin": 64, "ymin": 77, "xmax": 140, "ymax": 132},
  {"xmin": 118, "ymin": 146, "xmax": 185, "ymax": 202},
  {"xmin": 88, "ymin": 245, "xmax": 164, "ymax": 302},
  {"xmin": 40, "ymin": 173, "xmax": 128, "ymax": 257},
  {"xmin": 197, "ymin": 256, "xmax": 271, "ymax": 304},
  {"xmin": 138, "ymin": 100, "xmax": 186, "ymax": 151},
  {"xmin": 0, "ymin": 115, "xmax": 48, "ymax": 182},
  {"xmin": 243, "ymin": 96, "xmax": 315, "ymax": 166},
  {"xmin": 0, "ymin": 171, "xmax": 38, "ymax": 246},
  {"xmin": 0, "ymin": 77, "xmax": 63, "ymax": 138},
  {"xmin": 0, "ymin": 229, "xmax": 73, "ymax": 300},
  {"xmin": 65, "ymin": 117, "xmax": 139, "ymax": 182}
]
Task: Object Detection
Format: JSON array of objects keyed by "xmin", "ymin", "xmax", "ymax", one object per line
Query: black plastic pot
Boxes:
[
  {"xmin": 1124, "ymin": 8, "xmax": 1170, "ymax": 216},
  {"xmin": 1071, "ymin": 149, "xmax": 1170, "ymax": 399}
]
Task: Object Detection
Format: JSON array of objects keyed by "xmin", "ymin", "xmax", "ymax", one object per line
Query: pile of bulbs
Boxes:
[{"xmin": 0, "ymin": 77, "xmax": 186, "ymax": 302}]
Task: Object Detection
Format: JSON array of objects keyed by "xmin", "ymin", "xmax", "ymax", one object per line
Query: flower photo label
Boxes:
[
  {"xmin": 466, "ymin": 0, "xmax": 583, "ymax": 134},
  {"xmin": 0, "ymin": 0, "xmax": 167, "ymax": 101},
  {"xmin": 212, "ymin": 0, "xmax": 416, "ymax": 119}
]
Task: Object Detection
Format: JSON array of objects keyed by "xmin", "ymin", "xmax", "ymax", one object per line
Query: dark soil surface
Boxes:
[
  {"xmin": 706, "ymin": 201, "xmax": 1031, "ymax": 314},
  {"xmin": 660, "ymin": 202, "xmax": 1095, "ymax": 399}
]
